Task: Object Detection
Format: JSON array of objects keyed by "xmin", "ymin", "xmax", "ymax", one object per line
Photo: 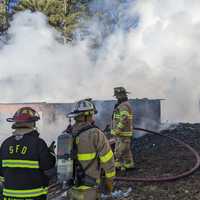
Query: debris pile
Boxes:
[{"xmin": 116, "ymin": 123, "xmax": 200, "ymax": 200}]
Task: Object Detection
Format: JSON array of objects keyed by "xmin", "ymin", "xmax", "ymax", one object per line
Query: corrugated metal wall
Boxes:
[
  {"xmin": 52, "ymin": 99, "xmax": 161, "ymax": 130},
  {"xmin": 0, "ymin": 98, "xmax": 161, "ymax": 132}
]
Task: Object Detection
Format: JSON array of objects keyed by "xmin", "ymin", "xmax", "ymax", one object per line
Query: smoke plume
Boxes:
[{"xmin": 1, "ymin": 0, "xmax": 200, "ymax": 124}]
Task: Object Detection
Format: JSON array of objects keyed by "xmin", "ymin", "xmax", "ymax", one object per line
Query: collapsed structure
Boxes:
[{"xmin": 0, "ymin": 98, "xmax": 162, "ymax": 131}]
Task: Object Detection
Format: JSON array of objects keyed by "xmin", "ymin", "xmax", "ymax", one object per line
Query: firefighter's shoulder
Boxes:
[
  {"xmin": 119, "ymin": 101, "xmax": 132, "ymax": 111},
  {"xmin": 87, "ymin": 126, "xmax": 103, "ymax": 134},
  {"xmin": 1, "ymin": 135, "xmax": 16, "ymax": 148},
  {"xmin": 90, "ymin": 127, "xmax": 108, "ymax": 141},
  {"xmin": 37, "ymin": 137, "xmax": 49, "ymax": 150},
  {"xmin": 119, "ymin": 101, "xmax": 131, "ymax": 108}
]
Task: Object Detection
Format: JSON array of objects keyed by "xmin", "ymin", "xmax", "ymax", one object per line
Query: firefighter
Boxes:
[
  {"xmin": 67, "ymin": 99, "xmax": 115, "ymax": 200},
  {"xmin": 111, "ymin": 87, "xmax": 134, "ymax": 171},
  {"xmin": 0, "ymin": 168, "xmax": 3, "ymax": 199},
  {"xmin": 0, "ymin": 107, "xmax": 56, "ymax": 200},
  {"xmin": 64, "ymin": 98, "xmax": 97, "ymax": 133}
]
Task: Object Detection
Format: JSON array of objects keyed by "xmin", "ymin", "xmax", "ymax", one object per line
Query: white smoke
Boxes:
[
  {"xmin": 0, "ymin": 0, "xmax": 200, "ymax": 124},
  {"xmin": 131, "ymin": 0, "xmax": 200, "ymax": 122}
]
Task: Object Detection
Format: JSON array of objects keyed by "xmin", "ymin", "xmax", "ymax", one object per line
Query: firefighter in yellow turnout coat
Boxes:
[
  {"xmin": 111, "ymin": 87, "xmax": 134, "ymax": 170},
  {"xmin": 67, "ymin": 99, "xmax": 115, "ymax": 200}
]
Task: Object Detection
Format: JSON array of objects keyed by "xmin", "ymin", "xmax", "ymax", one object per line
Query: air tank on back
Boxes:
[{"xmin": 57, "ymin": 131, "xmax": 73, "ymax": 184}]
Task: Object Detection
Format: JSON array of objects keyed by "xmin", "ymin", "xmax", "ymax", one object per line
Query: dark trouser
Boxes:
[{"xmin": 3, "ymin": 195, "xmax": 47, "ymax": 200}]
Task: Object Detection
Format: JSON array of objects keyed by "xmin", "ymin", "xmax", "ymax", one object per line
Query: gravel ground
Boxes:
[{"xmin": 115, "ymin": 123, "xmax": 200, "ymax": 200}]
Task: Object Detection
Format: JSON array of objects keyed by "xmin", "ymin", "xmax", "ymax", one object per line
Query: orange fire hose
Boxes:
[
  {"xmin": 47, "ymin": 127, "xmax": 200, "ymax": 199},
  {"xmin": 115, "ymin": 127, "xmax": 200, "ymax": 182}
]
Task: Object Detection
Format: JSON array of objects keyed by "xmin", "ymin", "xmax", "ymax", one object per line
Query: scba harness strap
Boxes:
[{"xmin": 73, "ymin": 124, "xmax": 100, "ymax": 187}]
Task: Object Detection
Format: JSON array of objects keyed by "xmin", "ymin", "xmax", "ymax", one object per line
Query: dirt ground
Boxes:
[
  {"xmin": 3, "ymin": 123, "xmax": 200, "ymax": 200},
  {"xmin": 116, "ymin": 123, "xmax": 200, "ymax": 200}
]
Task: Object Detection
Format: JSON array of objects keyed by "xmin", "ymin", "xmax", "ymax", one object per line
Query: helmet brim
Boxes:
[
  {"xmin": 67, "ymin": 112, "xmax": 80, "ymax": 118},
  {"xmin": 113, "ymin": 91, "xmax": 130, "ymax": 97},
  {"xmin": 6, "ymin": 117, "xmax": 40, "ymax": 123},
  {"xmin": 67, "ymin": 110, "xmax": 95, "ymax": 118},
  {"xmin": 6, "ymin": 118, "xmax": 15, "ymax": 122}
]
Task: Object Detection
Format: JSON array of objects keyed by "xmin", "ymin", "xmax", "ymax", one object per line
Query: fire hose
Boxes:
[
  {"xmin": 48, "ymin": 127, "xmax": 200, "ymax": 199},
  {"xmin": 115, "ymin": 127, "xmax": 200, "ymax": 182}
]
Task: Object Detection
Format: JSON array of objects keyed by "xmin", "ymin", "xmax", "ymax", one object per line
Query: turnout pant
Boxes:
[
  {"xmin": 67, "ymin": 187, "xmax": 100, "ymax": 200},
  {"xmin": 114, "ymin": 136, "xmax": 134, "ymax": 169}
]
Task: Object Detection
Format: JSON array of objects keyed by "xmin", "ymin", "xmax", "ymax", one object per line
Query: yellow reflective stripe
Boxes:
[
  {"xmin": 111, "ymin": 129, "xmax": 117, "ymax": 135},
  {"xmin": 111, "ymin": 129, "xmax": 132, "ymax": 136},
  {"xmin": 119, "ymin": 111, "xmax": 130, "ymax": 116},
  {"xmin": 2, "ymin": 160, "xmax": 39, "ymax": 169},
  {"xmin": 119, "ymin": 111, "xmax": 132, "ymax": 119},
  {"xmin": 0, "ymin": 176, "xmax": 4, "ymax": 182},
  {"xmin": 114, "ymin": 112, "xmax": 132, "ymax": 119},
  {"xmin": 74, "ymin": 180, "xmax": 100, "ymax": 190},
  {"xmin": 124, "ymin": 162, "xmax": 134, "ymax": 168},
  {"xmin": 105, "ymin": 170, "xmax": 116, "ymax": 178},
  {"xmin": 114, "ymin": 114, "xmax": 121, "ymax": 119},
  {"xmin": 100, "ymin": 150, "xmax": 113, "ymax": 163},
  {"xmin": 77, "ymin": 153, "xmax": 96, "ymax": 161},
  {"xmin": 119, "ymin": 132, "xmax": 132, "ymax": 136},
  {"xmin": 117, "ymin": 122, "xmax": 124, "ymax": 129},
  {"xmin": 3, "ymin": 164, "xmax": 39, "ymax": 168},
  {"xmin": 3, "ymin": 187, "xmax": 48, "ymax": 198},
  {"xmin": 2, "ymin": 160, "xmax": 39, "ymax": 164},
  {"xmin": 74, "ymin": 185, "xmax": 92, "ymax": 190}
]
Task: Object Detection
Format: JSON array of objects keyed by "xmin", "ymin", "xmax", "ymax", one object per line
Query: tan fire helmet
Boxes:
[{"xmin": 67, "ymin": 99, "xmax": 97, "ymax": 118}]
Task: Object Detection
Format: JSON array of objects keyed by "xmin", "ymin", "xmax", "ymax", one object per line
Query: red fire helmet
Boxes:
[{"xmin": 7, "ymin": 107, "xmax": 40, "ymax": 123}]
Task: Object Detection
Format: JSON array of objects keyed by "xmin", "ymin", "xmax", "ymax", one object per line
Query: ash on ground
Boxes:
[{"xmin": 115, "ymin": 123, "xmax": 200, "ymax": 200}]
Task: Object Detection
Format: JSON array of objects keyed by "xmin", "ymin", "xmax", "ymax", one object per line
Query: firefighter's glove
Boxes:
[
  {"xmin": 48, "ymin": 141, "xmax": 56, "ymax": 153},
  {"xmin": 105, "ymin": 179, "xmax": 113, "ymax": 194}
]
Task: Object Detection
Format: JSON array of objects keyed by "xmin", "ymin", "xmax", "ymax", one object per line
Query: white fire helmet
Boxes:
[{"xmin": 67, "ymin": 99, "xmax": 97, "ymax": 118}]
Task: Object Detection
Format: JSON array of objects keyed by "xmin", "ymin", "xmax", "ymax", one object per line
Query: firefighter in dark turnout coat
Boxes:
[{"xmin": 0, "ymin": 107, "xmax": 56, "ymax": 200}]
